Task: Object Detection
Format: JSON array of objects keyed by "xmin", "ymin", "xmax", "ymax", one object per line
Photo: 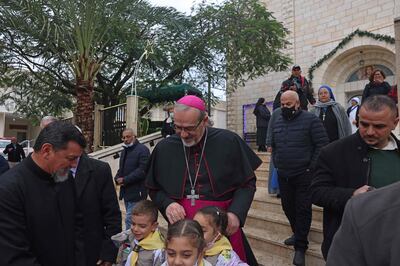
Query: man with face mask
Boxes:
[
  {"xmin": 161, "ymin": 105, "xmax": 176, "ymax": 138},
  {"xmin": 0, "ymin": 121, "xmax": 86, "ymax": 266},
  {"xmin": 115, "ymin": 128, "xmax": 150, "ymax": 230},
  {"xmin": 270, "ymin": 91, "xmax": 328, "ymax": 266},
  {"xmin": 146, "ymin": 95, "xmax": 262, "ymax": 265}
]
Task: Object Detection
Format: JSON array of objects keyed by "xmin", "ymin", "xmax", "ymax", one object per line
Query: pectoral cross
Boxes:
[{"xmin": 187, "ymin": 189, "xmax": 199, "ymax": 206}]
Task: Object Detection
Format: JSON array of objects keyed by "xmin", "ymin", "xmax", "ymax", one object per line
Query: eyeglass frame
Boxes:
[{"xmin": 173, "ymin": 119, "xmax": 203, "ymax": 133}]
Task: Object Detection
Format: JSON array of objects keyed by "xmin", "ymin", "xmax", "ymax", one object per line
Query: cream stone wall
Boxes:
[{"xmin": 228, "ymin": 0, "xmax": 397, "ymax": 135}]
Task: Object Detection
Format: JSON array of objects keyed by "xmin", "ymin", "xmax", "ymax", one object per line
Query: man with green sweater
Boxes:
[{"xmin": 310, "ymin": 95, "xmax": 400, "ymax": 260}]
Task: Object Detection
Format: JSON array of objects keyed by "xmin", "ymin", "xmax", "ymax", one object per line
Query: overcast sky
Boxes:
[
  {"xmin": 147, "ymin": 0, "xmax": 193, "ymax": 13},
  {"xmin": 147, "ymin": 0, "xmax": 226, "ymax": 99},
  {"xmin": 147, "ymin": 0, "xmax": 224, "ymax": 14}
]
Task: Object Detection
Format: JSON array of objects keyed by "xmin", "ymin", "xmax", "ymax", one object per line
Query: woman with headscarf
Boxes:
[
  {"xmin": 347, "ymin": 97, "xmax": 360, "ymax": 134},
  {"xmin": 310, "ymin": 85, "xmax": 352, "ymax": 143},
  {"xmin": 253, "ymin": 97, "xmax": 271, "ymax": 151},
  {"xmin": 362, "ymin": 69, "xmax": 391, "ymax": 101}
]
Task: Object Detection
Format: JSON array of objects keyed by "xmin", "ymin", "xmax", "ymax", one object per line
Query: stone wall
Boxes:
[{"xmin": 227, "ymin": 0, "xmax": 397, "ymax": 135}]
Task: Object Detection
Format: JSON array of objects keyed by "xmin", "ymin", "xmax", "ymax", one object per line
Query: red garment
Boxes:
[
  {"xmin": 388, "ymin": 85, "xmax": 398, "ymax": 104},
  {"xmin": 178, "ymin": 198, "xmax": 247, "ymax": 262}
]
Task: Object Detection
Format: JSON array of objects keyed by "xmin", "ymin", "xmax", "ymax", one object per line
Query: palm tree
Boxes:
[{"xmin": 1, "ymin": 0, "xmax": 106, "ymax": 151}]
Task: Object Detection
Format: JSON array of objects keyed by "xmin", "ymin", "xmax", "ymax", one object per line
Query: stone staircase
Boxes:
[{"xmin": 248, "ymin": 152, "xmax": 325, "ymax": 266}]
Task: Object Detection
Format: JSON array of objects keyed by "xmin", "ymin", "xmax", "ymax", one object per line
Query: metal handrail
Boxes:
[
  {"xmin": 100, "ymin": 103, "xmax": 127, "ymax": 111},
  {"xmin": 90, "ymin": 131, "xmax": 163, "ymax": 160}
]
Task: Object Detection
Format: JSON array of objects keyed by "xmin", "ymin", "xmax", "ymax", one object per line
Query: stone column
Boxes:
[
  {"xmin": 395, "ymin": 17, "xmax": 400, "ymax": 135},
  {"xmin": 395, "ymin": 18, "xmax": 400, "ymax": 119},
  {"xmin": 126, "ymin": 95, "xmax": 138, "ymax": 136},
  {"xmin": 93, "ymin": 103, "xmax": 104, "ymax": 151},
  {"xmin": 0, "ymin": 113, "xmax": 5, "ymax": 137}
]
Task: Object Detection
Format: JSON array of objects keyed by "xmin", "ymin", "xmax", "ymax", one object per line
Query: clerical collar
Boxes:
[
  {"xmin": 191, "ymin": 128, "xmax": 208, "ymax": 151},
  {"xmin": 25, "ymin": 155, "xmax": 53, "ymax": 181},
  {"xmin": 371, "ymin": 136, "xmax": 398, "ymax": 151}
]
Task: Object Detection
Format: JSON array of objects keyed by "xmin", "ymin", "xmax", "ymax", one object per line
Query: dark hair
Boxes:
[
  {"xmin": 196, "ymin": 206, "xmax": 228, "ymax": 237},
  {"xmin": 253, "ymin": 97, "xmax": 265, "ymax": 115},
  {"xmin": 166, "ymin": 219, "xmax": 205, "ymax": 252},
  {"xmin": 34, "ymin": 121, "xmax": 86, "ymax": 152},
  {"xmin": 256, "ymin": 98, "xmax": 265, "ymax": 106},
  {"xmin": 360, "ymin": 95, "xmax": 398, "ymax": 117},
  {"xmin": 369, "ymin": 69, "xmax": 386, "ymax": 82},
  {"xmin": 132, "ymin": 200, "xmax": 158, "ymax": 223}
]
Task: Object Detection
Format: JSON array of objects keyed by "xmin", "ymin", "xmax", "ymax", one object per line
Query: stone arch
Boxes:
[{"xmin": 312, "ymin": 36, "xmax": 395, "ymax": 89}]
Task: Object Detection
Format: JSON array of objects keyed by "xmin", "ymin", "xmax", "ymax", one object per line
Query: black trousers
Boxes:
[
  {"xmin": 278, "ymin": 171, "xmax": 312, "ymax": 251},
  {"xmin": 256, "ymin": 127, "xmax": 267, "ymax": 146}
]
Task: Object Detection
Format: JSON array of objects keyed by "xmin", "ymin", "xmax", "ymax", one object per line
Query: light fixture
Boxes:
[{"xmin": 358, "ymin": 51, "xmax": 364, "ymax": 66}]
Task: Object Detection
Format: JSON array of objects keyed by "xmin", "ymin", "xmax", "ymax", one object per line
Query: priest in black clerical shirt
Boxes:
[
  {"xmin": 0, "ymin": 121, "xmax": 86, "ymax": 266},
  {"xmin": 146, "ymin": 95, "xmax": 262, "ymax": 265}
]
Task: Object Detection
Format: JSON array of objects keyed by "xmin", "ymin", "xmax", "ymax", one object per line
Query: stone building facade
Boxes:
[{"xmin": 228, "ymin": 0, "xmax": 400, "ymax": 136}]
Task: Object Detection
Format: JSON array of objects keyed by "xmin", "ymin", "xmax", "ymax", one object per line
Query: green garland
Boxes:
[{"xmin": 308, "ymin": 29, "xmax": 395, "ymax": 82}]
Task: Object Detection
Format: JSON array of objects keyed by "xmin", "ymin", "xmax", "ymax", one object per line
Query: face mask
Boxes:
[
  {"xmin": 281, "ymin": 106, "xmax": 297, "ymax": 120},
  {"xmin": 169, "ymin": 112, "xmax": 174, "ymax": 119},
  {"xmin": 122, "ymin": 143, "xmax": 133, "ymax": 148},
  {"xmin": 205, "ymin": 232, "xmax": 221, "ymax": 250}
]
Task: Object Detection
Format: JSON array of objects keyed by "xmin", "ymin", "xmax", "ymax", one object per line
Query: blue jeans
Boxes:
[{"xmin": 124, "ymin": 200, "xmax": 136, "ymax": 230}]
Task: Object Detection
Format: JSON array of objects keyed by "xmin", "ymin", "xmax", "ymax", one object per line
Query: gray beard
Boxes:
[
  {"xmin": 181, "ymin": 127, "xmax": 206, "ymax": 147},
  {"xmin": 52, "ymin": 167, "xmax": 70, "ymax": 183},
  {"xmin": 182, "ymin": 139, "xmax": 196, "ymax": 147}
]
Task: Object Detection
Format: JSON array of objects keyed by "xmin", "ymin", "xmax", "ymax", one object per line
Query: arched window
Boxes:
[{"xmin": 346, "ymin": 64, "xmax": 394, "ymax": 82}]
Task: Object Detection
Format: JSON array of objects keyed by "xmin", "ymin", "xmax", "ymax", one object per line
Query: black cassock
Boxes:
[
  {"xmin": 146, "ymin": 127, "xmax": 262, "ymax": 264},
  {"xmin": 0, "ymin": 156, "xmax": 76, "ymax": 266}
]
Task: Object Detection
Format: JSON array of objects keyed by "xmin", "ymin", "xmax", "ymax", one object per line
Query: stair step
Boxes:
[
  {"xmin": 252, "ymin": 248, "xmax": 293, "ymax": 266},
  {"xmin": 256, "ymin": 166, "xmax": 269, "ymax": 172},
  {"xmin": 256, "ymin": 176, "xmax": 268, "ymax": 188},
  {"xmin": 253, "ymin": 187, "xmax": 323, "ymax": 223},
  {"xmin": 244, "ymin": 227, "xmax": 325, "ymax": 266},
  {"xmin": 255, "ymin": 152, "xmax": 271, "ymax": 163},
  {"xmin": 246, "ymin": 208, "xmax": 323, "ymax": 244},
  {"xmin": 255, "ymin": 169, "xmax": 269, "ymax": 179}
]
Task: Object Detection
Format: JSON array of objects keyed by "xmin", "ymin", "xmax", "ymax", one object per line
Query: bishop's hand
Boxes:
[
  {"xmin": 166, "ymin": 202, "xmax": 186, "ymax": 224},
  {"xmin": 226, "ymin": 212, "xmax": 240, "ymax": 236}
]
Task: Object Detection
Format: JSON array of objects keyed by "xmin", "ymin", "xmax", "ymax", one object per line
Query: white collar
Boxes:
[{"xmin": 371, "ymin": 136, "xmax": 398, "ymax": 150}]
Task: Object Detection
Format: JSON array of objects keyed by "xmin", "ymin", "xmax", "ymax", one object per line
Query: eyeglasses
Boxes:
[{"xmin": 173, "ymin": 120, "xmax": 202, "ymax": 133}]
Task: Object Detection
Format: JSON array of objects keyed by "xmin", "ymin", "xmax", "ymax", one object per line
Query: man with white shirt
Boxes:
[
  {"xmin": 310, "ymin": 95, "xmax": 400, "ymax": 260},
  {"xmin": 71, "ymin": 153, "xmax": 121, "ymax": 266}
]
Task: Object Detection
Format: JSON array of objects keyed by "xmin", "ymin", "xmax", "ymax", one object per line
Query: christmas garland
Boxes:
[{"xmin": 308, "ymin": 29, "xmax": 395, "ymax": 82}]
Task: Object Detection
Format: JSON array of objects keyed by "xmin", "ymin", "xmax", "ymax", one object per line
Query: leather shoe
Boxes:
[
  {"xmin": 293, "ymin": 250, "xmax": 305, "ymax": 266},
  {"xmin": 284, "ymin": 235, "xmax": 295, "ymax": 246}
]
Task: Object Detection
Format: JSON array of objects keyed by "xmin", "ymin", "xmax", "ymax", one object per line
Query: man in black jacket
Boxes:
[
  {"xmin": 271, "ymin": 91, "xmax": 329, "ymax": 266},
  {"xmin": 273, "ymin": 65, "xmax": 316, "ymax": 110},
  {"xmin": 72, "ymin": 154, "xmax": 121, "ymax": 266},
  {"xmin": 115, "ymin": 128, "xmax": 150, "ymax": 229},
  {"xmin": 0, "ymin": 121, "xmax": 85, "ymax": 266},
  {"xmin": 327, "ymin": 181, "xmax": 400, "ymax": 266},
  {"xmin": 3, "ymin": 137, "xmax": 25, "ymax": 167},
  {"xmin": 310, "ymin": 95, "xmax": 400, "ymax": 260},
  {"xmin": 0, "ymin": 155, "xmax": 9, "ymax": 175}
]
